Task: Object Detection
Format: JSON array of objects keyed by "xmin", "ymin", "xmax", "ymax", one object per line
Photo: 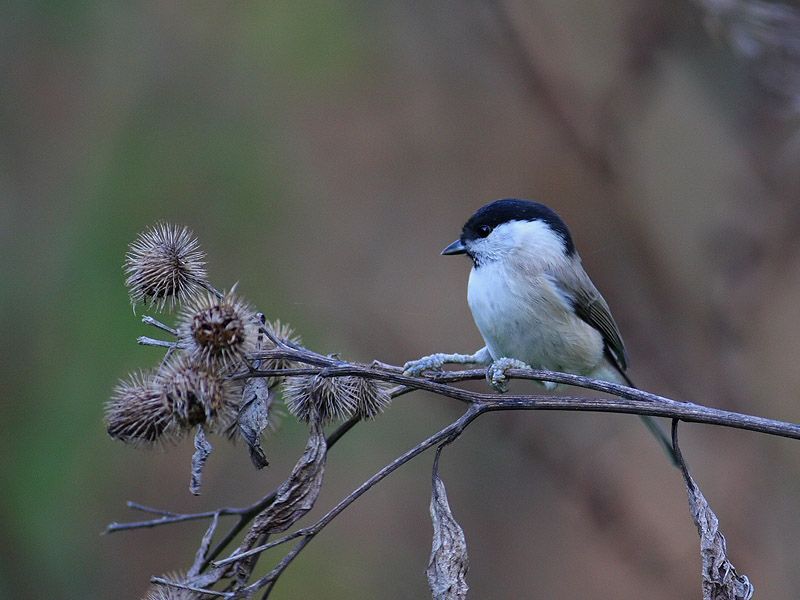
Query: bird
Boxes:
[{"xmin": 403, "ymin": 198, "xmax": 674, "ymax": 461}]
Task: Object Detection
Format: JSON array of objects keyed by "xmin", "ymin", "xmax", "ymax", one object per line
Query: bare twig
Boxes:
[
  {"xmin": 241, "ymin": 355, "xmax": 800, "ymax": 441},
  {"xmin": 113, "ymin": 337, "xmax": 799, "ymax": 596},
  {"xmin": 141, "ymin": 315, "xmax": 178, "ymax": 336},
  {"xmin": 201, "ymin": 281, "xmax": 225, "ymax": 299},
  {"xmin": 137, "ymin": 335, "xmax": 177, "ymax": 349},
  {"xmin": 220, "ymin": 404, "xmax": 486, "ymax": 596},
  {"xmin": 105, "ymin": 416, "xmax": 361, "ymax": 537},
  {"xmin": 150, "ymin": 576, "xmax": 232, "ymax": 598}
]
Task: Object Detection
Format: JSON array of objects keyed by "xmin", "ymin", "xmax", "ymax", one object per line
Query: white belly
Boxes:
[{"xmin": 467, "ymin": 263, "xmax": 605, "ymax": 375}]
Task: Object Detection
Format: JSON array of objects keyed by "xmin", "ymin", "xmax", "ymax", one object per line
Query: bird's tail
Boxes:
[{"xmin": 608, "ymin": 360, "xmax": 679, "ymax": 467}]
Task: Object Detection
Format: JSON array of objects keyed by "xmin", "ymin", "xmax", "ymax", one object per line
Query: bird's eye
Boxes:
[{"xmin": 477, "ymin": 224, "xmax": 492, "ymax": 237}]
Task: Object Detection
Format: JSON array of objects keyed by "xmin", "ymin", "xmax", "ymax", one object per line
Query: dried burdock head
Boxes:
[
  {"xmin": 259, "ymin": 319, "xmax": 302, "ymax": 373},
  {"xmin": 125, "ymin": 222, "xmax": 208, "ymax": 312},
  {"xmin": 155, "ymin": 355, "xmax": 240, "ymax": 433},
  {"xmin": 106, "ymin": 371, "xmax": 179, "ymax": 447},
  {"xmin": 346, "ymin": 376, "xmax": 392, "ymax": 420},
  {"xmin": 178, "ymin": 291, "xmax": 256, "ymax": 370},
  {"xmin": 283, "ymin": 374, "xmax": 357, "ymax": 424}
]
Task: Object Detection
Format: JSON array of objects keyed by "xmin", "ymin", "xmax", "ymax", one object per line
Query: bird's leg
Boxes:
[
  {"xmin": 403, "ymin": 347, "xmax": 492, "ymax": 377},
  {"xmin": 486, "ymin": 357, "xmax": 532, "ymax": 393}
]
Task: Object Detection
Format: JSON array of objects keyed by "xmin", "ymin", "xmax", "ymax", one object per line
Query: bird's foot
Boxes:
[
  {"xmin": 403, "ymin": 353, "xmax": 449, "ymax": 377},
  {"xmin": 486, "ymin": 358, "xmax": 530, "ymax": 393}
]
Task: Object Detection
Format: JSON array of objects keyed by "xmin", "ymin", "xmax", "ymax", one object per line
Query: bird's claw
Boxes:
[
  {"xmin": 486, "ymin": 358, "xmax": 530, "ymax": 393},
  {"xmin": 403, "ymin": 353, "xmax": 447, "ymax": 377}
]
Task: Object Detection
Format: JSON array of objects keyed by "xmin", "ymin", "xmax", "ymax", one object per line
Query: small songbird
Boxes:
[{"xmin": 404, "ymin": 198, "xmax": 673, "ymax": 458}]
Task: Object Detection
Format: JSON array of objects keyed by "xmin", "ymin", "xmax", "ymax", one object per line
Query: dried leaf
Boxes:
[
  {"xmin": 236, "ymin": 420, "xmax": 327, "ymax": 578},
  {"xmin": 189, "ymin": 426, "xmax": 212, "ymax": 496},
  {"xmin": 238, "ymin": 377, "xmax": 272, "ymax": 469},
  {"xmin": 427, "ymin": 456, "xmax": 469, "ymax": 600},
  {"xmin": 251, "ymin": 420, "xmax": 326, "ymax": 535},
  {"xmin": 685, "ymin": 475, "xmax": 754, "ymax": 600},
  {"xmin": 233, "ymin": 311, "xmax": 273, "ymax": 469}
]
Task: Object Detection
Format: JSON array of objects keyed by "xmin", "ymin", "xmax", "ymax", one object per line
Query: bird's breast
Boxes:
[{"xmin": 467, "ymin": 262, "xmax": 604, "ymax": 374}]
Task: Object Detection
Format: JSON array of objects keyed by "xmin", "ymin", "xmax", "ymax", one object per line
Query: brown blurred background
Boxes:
[{"xmin": 3, "ymin": 0, "xmax": 800, "ymax": 598}]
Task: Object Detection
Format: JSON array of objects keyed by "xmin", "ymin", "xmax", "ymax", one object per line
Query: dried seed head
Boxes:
[
  {"xmin": 347, "ymin": 376, "xmax": 392, "ymax": 420},
  {"xmin": 178, "ymin": 291, "xmax": 256, "ymax": 370},
  {"xmin": 106, "ymin": 371, "xmax": 179, "ymax": 446},
  {"xmin": 283, "ymin": 374, "xmax": 357, "ymax": 424},
  {"xmin": 260, "ymin": 320, "xmax": 302, "ymax": 373},
  {"xmin": 155, "ymin": 355, "xmax": 239, "ymax": 432},
  {"xmin": 282, "ymin": 376, "xmax": 315, "ymax": 423},
  {"xmin": 125, "ymin": 222, "xmax": 208, "ymax": 312}
]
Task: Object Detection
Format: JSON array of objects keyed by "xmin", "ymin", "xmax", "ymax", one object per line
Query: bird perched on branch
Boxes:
[{"xmin": 403, "ymin": 198, "xmax": 674, "ymax": 461}]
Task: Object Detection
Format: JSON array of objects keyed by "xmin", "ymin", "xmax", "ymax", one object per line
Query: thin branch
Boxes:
[
  {"xmin": 251, "ymin": 536, "xmax": 312, "ymax": 599},
  {"xmin": 201, "ymin": 281, "xmax": 225, "ymax": 299},
  {"xmin": 127, "ymin": 501, "xmax": 179, "ymax": 516},
  {"xmin": 137, "ymin": 335, "xmax": 177, "ymax": 349},
  {"xmin": 141, "ymin": 315, "xmax": 178, "ymax": 336},
  {"xmin": 257, "ymin": 324, "xmax": 287, "ymax": 349},
  {"xmin": 105, "ymin": 507, "xmax": 234, "ymax": 535},
  {"xmin": 113, "ymin": 340, "xmax": 800, "ymax": 596},
  {"xmin": 672, "ymin": 418, "xmax": 694, "ymax": 492},
  {"xmin": 242, "ymin": 357, "xmax": 800, "ymax": 441},
  {"xmin": 150, "ymin": 576, "xmax": 231, "ymax": 598},
  {"xmin": 105, "ymin": 417, "xmax": 362, "ymax": 537},
  {"xmin": 215, "ymin": 405, "xmax": 485, "ymax": 579}
]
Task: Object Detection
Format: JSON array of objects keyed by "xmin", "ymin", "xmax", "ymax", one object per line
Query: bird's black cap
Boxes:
[{"xmin": 459, "ymin": 199, "xmax": 575, "ymax": 255}]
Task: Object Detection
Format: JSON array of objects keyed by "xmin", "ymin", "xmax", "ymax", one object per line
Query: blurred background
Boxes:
[{"xmin": 3, "ymin": 0, "xmax": 800, "ymax": 598}]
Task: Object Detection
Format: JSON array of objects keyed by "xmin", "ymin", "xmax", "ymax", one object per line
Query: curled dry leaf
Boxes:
[
  {"xmin": 237, "ymin": 376, "xmax": 272, "ymax": 469},
  {"xmin": 236, "ymin": 420, "xmax": 327, "ymax": 578},
  {"xmin": 685, "ymin": 474, "xmax": 754, "ymax": 600},
  {"xmin": 232, "ymin": 311, "xmax": 273, "ymax": 469},
  {"xmin": 427, "ymin": 453, "xmax": 469, "ymax": 600},
  {"xmin": 189, "ymin": 426, "xmax": 213, "ymax": 496}
]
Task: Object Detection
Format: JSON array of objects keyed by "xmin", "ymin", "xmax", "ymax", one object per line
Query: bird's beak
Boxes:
[{"xmin": 441, "ymin": 239, "xmax": 467, "ymax": 255}]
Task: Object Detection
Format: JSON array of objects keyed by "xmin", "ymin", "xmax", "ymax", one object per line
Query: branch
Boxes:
[
  {"xmin": 243, "ymin": 356, "xmax": 800, "ymax": 441},
  {"xmin": 141, "ymin": 315, "xmax": 178, "ymax": 336},
  {"xmin": 105, "ymin": 416, "xmax": 361, "ymax": 536},
  {"xmin": 217, "ymin": 404, "xmax": 486, "ymax": 596},
  {"xmin": 137, "ymin": 335, "xmax": 177, "ymax": 349},
  {"xmin": 112, "ymin": 341, "xmax": 798, "ymax": 597}
]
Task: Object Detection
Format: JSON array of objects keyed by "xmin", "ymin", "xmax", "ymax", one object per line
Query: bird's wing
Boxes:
[{"xmin": 548, "ymin": 265, "xmax": 629, "ymax": 371}]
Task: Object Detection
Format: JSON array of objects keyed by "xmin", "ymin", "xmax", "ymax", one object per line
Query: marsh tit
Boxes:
[{"xmin": 404, "ymin": 198, "xmax": 674, "ymax": 459}]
